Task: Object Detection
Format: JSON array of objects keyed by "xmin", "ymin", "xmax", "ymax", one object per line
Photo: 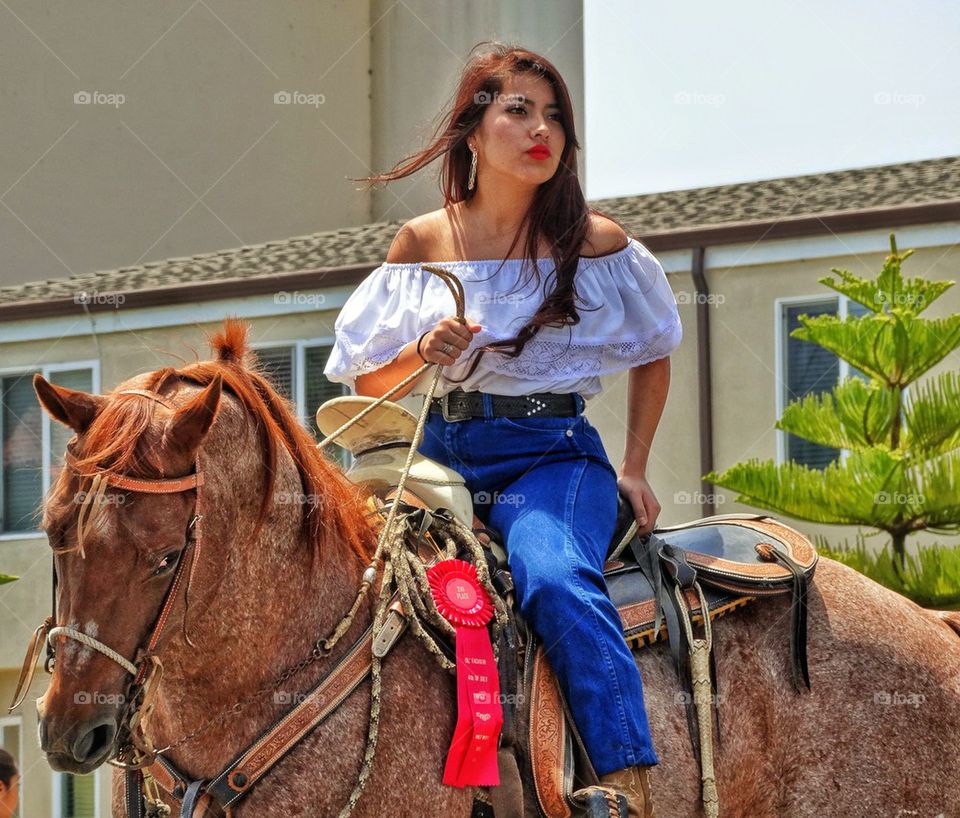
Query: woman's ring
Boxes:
[{"xmin": 441, "ymin": 342, "xmax": 453, "ymax": 355}]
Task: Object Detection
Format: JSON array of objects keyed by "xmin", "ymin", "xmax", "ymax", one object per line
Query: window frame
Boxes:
[
  {"xmin": 0, "ymin": 360, "xmax": 100, "ymax": 540},
  {"xmin": 774, "ymin": 295, "xmax": 864, "ymax": 467}
]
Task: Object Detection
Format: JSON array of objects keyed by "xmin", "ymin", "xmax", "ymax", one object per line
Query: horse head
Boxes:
[{"xmin": 32, "ymin": 371, "xmax": 222, "ymax": 773}]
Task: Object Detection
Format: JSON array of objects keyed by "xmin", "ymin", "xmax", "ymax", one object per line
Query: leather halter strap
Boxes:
[{"xmin": 63, "ymin": 451, "xmax": 204, "ymax": 493}]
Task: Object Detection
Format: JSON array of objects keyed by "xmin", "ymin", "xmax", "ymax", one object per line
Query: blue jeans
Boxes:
[{"xmin": 417, "ymin": 395, "xmax": 659, "ymax": 776}]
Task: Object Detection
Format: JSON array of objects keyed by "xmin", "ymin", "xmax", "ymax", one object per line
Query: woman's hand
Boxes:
[
  {"xmin": 617, "ymin": 473, "xmax": 661, "ymax": 536},
  {"xmin": 418, "ymin": 316, "xmax": 482, "ymax": 365}
]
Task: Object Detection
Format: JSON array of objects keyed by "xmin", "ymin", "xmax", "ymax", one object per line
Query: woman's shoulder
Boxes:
[
  {"xmin": 384, "ymin": 215, "xmax": 436, "ymax": 264},
  {"xmin": 384, "ymin": 209, "xmax": 632, "ymax": 264},
  {"xmin": 580, "ymin": 213, "xmax": 630, "ymax": 259}
]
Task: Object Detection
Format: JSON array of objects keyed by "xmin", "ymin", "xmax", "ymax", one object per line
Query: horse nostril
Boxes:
[{"xmin": 71, "ymin": 721, "xmax": 116, "ymax": 763}]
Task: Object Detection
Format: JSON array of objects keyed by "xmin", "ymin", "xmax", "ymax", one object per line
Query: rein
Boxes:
[{"xmin": 11, "ymin": 265, "xmax": 506, "ymax": 818}]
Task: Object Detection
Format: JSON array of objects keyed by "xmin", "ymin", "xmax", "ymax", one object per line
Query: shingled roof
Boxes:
[{"xmin": 2, "ymin": 154, "xmax": 958, "ymax": 319}]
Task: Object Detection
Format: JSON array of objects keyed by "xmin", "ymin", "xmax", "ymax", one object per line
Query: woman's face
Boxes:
[
  {"xmin": 470, "ymin": 73, "xmax": 567, "ymax": 190},
  {"xmin": 0, "ymin": 774, "xmax": 19, "ymax": 818}
]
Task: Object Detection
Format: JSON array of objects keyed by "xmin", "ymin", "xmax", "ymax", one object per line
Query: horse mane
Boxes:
[{"xmin": 62, "ymin": 317, "xmax": 375, "ymax": 569}]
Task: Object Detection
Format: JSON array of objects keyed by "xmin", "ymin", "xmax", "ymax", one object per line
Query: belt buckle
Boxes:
[{"xmin": 440, "ymin": 393, "xmax": 470, "ymax": 422}]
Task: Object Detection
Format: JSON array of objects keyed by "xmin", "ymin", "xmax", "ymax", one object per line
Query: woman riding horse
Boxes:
[{"xmin": 324, "ymin": 43, "xmax": 683, "ymax": 818}]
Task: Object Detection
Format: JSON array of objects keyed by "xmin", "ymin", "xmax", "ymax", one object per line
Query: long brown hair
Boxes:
[{"xmin": 357, "ymin": 42, "xmax": 617, "ymax": 382}]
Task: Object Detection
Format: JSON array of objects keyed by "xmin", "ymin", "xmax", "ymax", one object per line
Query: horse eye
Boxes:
[{"xmin": 153, "ymin": 551, "xmax": 182, "ymax": 577}]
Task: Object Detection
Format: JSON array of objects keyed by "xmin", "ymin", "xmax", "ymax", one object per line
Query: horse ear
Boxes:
[
  {"xmin": 33, "ymin": 374, "xmax": 106, "ymax": 434},
  {"xmin": 163, "ymin": 373, "xmax": 223, "ymax": 459}
]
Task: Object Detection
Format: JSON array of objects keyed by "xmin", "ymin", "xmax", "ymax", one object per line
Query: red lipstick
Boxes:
[{"xmin": 527, "ymin": 145, "xmax": 551, "ymax": 160}]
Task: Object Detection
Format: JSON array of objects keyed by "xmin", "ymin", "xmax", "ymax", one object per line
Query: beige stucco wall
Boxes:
[
  {"xmin": 1, "ymin": 0, "xmax": 585, "ymax": 297},
  {"xmin": 0, "ymin": 2, "xmax": 374, "ymax": 291},
  {"xmin": 0, "ymin": 670, "xmax": 58, "ymax": 818},
  {"xmin": 368, "ymin": 0, "xmax": 586, "ymax": 221}
]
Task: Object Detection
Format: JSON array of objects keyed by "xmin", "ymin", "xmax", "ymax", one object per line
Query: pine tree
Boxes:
[{"xmin": 705, "ymin": 234, "xmax": 960, "ymax": 607}]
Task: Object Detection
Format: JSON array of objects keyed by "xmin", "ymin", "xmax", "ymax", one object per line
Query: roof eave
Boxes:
[{"xmin": 2, "ymin": 199, "xmax": 957, "ymax": 323}]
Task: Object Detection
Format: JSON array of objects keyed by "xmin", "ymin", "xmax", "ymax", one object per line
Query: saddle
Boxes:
[{"xmin": 318, "ymin": 397, "xmax": 819, "ymax": 818}]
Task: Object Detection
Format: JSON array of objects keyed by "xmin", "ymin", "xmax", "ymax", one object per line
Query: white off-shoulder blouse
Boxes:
[{"xmin": 323, "ymin": 238, "xmax": 682, "ymax": 401}]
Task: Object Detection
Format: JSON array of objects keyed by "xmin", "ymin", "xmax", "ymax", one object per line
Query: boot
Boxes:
[{"xmin": 597, "ymin": 764, "xmax": 656, "ymax": 818}]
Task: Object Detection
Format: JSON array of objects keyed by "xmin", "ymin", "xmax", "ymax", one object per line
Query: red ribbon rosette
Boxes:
[{"xmin": 427, "ymin": 558, "xmax": 503, "ymax": 787}]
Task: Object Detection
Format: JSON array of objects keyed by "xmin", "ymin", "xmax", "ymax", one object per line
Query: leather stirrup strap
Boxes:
[{"xmin": 757, "ymin": 543, "xmax": 811, "ymax": 691}]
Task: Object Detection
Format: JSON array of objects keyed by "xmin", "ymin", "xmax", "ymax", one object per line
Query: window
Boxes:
[
  {"xmin": 778, "ymin": 297, "xmax": 869, "ymax": 468},
  {"xmin": 55, "ymin": 772, "xmax": 98, "ymax": 818},
  {"xmin": 1, "ymin": 363, "xmax": 97, "ymax": 535},
  {"xmin": 251, "ymin": 342, "xmax": 350, "ymax": 468}
]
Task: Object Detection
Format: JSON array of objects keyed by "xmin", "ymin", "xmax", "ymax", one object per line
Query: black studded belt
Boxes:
[{"xmin": 429, "ymin": 389, "xmax": 583, "ymax": 422}]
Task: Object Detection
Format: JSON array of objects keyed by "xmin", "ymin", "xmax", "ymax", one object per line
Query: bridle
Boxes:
[{"xmin": 10, "ymin": 388, "xmax": 207, "ymax": 766}]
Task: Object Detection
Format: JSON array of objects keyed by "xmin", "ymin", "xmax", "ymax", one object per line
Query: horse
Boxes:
[{"xmin": 24, "ymin": 318, "xmax": 960, "ymax": 817}]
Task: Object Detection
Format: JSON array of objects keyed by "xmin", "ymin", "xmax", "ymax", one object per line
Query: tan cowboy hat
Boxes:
[
  {"xmin": 316, "ymin": 396, "xmax": 473, "ymax": 526},
  {"xmin": 315, "ymin": 396, "xmax": 418, "ymax": 455}
]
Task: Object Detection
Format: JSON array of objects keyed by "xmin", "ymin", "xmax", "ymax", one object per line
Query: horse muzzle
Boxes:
[{"xmin": 38, "ymin": 693, "xmax": 121, "ymax": 773}]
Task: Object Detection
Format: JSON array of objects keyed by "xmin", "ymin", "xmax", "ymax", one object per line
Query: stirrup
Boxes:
[{"xmin": 571, "ymin": 784, "xmax": 628, "ymax": 818}]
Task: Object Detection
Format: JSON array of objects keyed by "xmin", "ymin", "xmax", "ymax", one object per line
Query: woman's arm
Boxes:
[
  {"xmin": 354, "ymin": 338, "xmax": 427, "ymax": 400},
  {"xmin": 617, "ymin": 356, "xmax": 671, "ymax": 534}
]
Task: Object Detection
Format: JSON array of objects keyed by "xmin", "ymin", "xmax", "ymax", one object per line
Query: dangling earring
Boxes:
[{"xmin": 467, "ymin": 147, "xmax": 477, "ymax": 191}]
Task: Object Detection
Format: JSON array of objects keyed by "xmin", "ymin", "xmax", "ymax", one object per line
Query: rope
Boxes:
[
  {"xmin": 47, "ymin": 626, "xmax": 138, "ymax": 676},
  {"xmin": 674, "ymin": 582, "xmax": 719, "ymax": 818},
  {"xmin": 315, "ymin": 264, "xmax": 508, "ymax": 818}
]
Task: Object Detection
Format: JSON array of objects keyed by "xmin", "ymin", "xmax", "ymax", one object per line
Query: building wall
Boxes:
[
  {"xmin": 0, "ymin": 2, "xmax": 375, "ymax": 292},
  {"xmin": 0, "ymin": 0, "xmax": 585, "ymax": 298},
  {"xmin": 368, "ymin": 0, "xmax": 586, "ymax": 221}
]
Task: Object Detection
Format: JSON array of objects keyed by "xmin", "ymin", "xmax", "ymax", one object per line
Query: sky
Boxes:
[{"xmin": 583, "ymin": 0, "xmax": 960, "ymax": 198}]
